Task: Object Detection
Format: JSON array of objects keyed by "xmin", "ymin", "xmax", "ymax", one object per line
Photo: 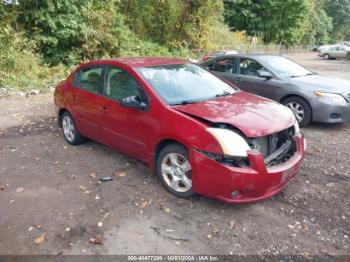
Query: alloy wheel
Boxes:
[
  {"xmin": 62, "ymin": 115, "xmax": 76, "ymax": 142},
  {"xmin": 161, "ymin": 153, "xmax": 192, "ymax": 193},
  {"xmin": 286, "ymin": 102, "xmax": 305, "ymax": 123}
]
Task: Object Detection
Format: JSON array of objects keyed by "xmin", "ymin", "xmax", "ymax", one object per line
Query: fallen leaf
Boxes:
[
  {"xmin": 34, "ymin": 234, "xmax": 46, "ymax": 245},
  {"xmin": 140, "ymin": 201, "xmax": 149, "ymax": 209},
  {"xmin": 164, "ymin": 207, "xmax": 170, "ymax": 213},
  {"xmin": 0, "ymin": 184, "xmax": 6, "ymax": 191},
  {"xmin": 33, "ymin": 224, "xmax": 43, "ymax": 229},
  {"xmin": 28, "ymin": 226, "xmax": 34, "ymax": 232},
  {"xmin": 52, "ymin": 161, "xmax": 60, "ymax": 165},
  {"xmin": 137, "ymin": 229, "xmax": 145, "ymax": 235},
  {"xmin": 212, "ymin": 227, "xmax": 220, "ymax": 235},
  {"xmin": 115, "ymin": 171, "xmax": 126, "ymax": 177},
  {"xmin": 89, "ymin": 173, "xmax": 97, "ymax": 178},
  {"xmin": 89, "ymin": 235, "xmax": 103, "ymax": 245},
  {"xmin": 303, "ymin": 252, "xmax": 313, "ymax": 260}
]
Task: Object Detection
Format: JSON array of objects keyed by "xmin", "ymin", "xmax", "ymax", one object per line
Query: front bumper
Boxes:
[
  {"xmin": 312, "ymin": 100, "xmax": 350, "ymax": 123},
  {"xmin": 191, "ymin": 134, "xmax": 306, "ymax": 204}
]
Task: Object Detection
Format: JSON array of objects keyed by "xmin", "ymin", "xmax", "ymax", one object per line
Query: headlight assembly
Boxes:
[
  {"xmin": 206, "ymin": 128, "xmax": 250, "ymax": 157},
  {"xmin": 314, "ymin": 91, "xmax": 347, "ymax": 105}
]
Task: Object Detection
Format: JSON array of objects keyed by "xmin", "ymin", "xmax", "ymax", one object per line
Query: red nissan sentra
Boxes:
[{"xmin": 54, "ymin": 57, "xmax": 306, "ymax": 204}]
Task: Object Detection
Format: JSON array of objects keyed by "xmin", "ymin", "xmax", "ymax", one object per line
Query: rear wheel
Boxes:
[
  {"xmin": 61, "ymin": 111, "xmax": 86, "ymax": 145},
  {"xmin": 283, "ymin": 96, "xmax": 312, "ymax": 127},
  {"xmin": 156, "ymin": 144, "xmax": 194, "ymax": 198}
]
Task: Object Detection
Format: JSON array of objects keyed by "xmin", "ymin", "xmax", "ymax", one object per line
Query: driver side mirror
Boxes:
[
  {"xmin": 258, "ymin": 71, "xmax": 273, "ymax": 79},
  {"xmin": 120, "ymin": 96, "xmax": 148, "ymax": 111}
]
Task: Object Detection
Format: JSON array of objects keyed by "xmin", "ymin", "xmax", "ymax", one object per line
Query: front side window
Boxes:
[
  {"xmin": 239, "ymin": 59, "xmax": 268, "ymax": 77},
  {"xmin": 137, "ymin": 63, "xmax": 237, "ymax": 105},
  {"xmin": 75, "ymin": 67, "xmax": 103, "ymax": 93},
  {"xmin": 103, "ymin": 66, "xmax": 144, "ymax": 101},
  {"xmin": 214, "ymin": 58, "xmax": 235, "ymax": 73}
]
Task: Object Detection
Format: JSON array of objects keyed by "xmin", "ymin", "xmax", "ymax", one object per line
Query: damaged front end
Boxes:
[
  {"xmin": 248, "ymin": 126, "xmax": 297, "ymax": 167},
  {"xmin": 198, "ymin": 123, "xmax": 300, "ymax": 169}
]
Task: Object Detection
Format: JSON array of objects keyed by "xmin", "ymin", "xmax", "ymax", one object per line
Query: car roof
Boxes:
[
  {"xmin": 88, "ymin": 57, "xmax": 188, "ymax": 68},
  {"xmin": 202, "ymin": 54, "xmax": 284, "ymax": 63}
]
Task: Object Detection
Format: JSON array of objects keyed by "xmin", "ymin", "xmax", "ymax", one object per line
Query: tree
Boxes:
[
  {"xmin": 324, "ymin": 0, "xmax": 350, "ymax": 41},
  {"xmin": 224, "ymin": 0, "xmax": 309, "ymax": 45},
  {"xmin": 301, "ymin": 0, "xmax": 332, "ymax": 45}
]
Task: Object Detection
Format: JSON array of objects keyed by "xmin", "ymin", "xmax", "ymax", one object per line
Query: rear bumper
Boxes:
[
  {"xmin": 191, "ymin": 134, "xmax": 306, "ymax": 204},
  {"xmin": 312, "ymin": 100, "xmax": 350, "ymax": 123}
]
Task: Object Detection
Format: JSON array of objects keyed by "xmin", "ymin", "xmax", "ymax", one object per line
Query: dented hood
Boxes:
[{"xmin": 173, "ymin": 91, "xmax": 295, "ymax": 137}]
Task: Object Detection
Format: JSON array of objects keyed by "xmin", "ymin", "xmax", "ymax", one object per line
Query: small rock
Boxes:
[{"xmin": 16, "ymin": 187, "xmax": 24, "ymax": 193}]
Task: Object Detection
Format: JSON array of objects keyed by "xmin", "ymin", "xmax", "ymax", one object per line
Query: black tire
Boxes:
[
  {"xmin": 323, "ymin": 54, "xmax": 331, "ymax": 60},
  {"xmin": 156, "ymin": 143, "xmax": 195, "ymax": 199},
  {"xmin": 61, "ymin": 111, "xmax": 86, "ymax": 145},
  {"xmin": 282, "ymin": 96, "xmax": 312, "ymax": 127}
]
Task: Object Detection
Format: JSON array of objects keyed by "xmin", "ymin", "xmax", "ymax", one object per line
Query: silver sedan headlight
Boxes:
[{"xmin": 315, "ymin": 91, "xmax": 347, "ymax": 105}]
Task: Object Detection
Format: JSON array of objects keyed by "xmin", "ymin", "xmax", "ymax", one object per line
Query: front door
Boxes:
[
  {"xmin": 99, "ymin": 66, "xmax": 152, "ymax": 160},
  {"xmin": 235, "ymin": 58, "xmax": 281, "ymax": 100}
]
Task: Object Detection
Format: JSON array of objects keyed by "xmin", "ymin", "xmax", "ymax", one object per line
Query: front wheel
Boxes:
[
  {"xmin": 283, "ymin": 96, "xmax": 312, "ymax": 127},
  {"xmin": 156, "ymin": 144, "xmax": 194, "ymax": 198},
  {"xmin": 61, "ymin": 111, "xmax": 86, "ymax": 145},
  {"xmin": 323, "ymin": 54, "xmax": 331, "ymax": 60}
]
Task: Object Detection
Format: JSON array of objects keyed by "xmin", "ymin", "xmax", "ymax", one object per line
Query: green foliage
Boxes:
[
  {"xmin": 0, "ymin": 26, "xmax": 67, "ymax": 91},
  {"xmin": 301, "ymin": 0, "xmax": 333, "ymax": 45},
  {"xmin": 224, "ymin": 0, "xmax": 310, "ymax": 45},
  {"xmin": 325, "ymin": 0, "xmax": 350, "ymax": 41}
]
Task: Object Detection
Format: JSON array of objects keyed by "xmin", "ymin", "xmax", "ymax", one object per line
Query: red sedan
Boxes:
[{"xmin": 54, "ymin": 57, "xmax": 306, "ymax": 204}]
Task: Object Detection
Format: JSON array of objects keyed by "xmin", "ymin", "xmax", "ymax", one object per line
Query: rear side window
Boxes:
[
  {"xmin": 214, "ymin": 58, "xmax": 236, "ymax": 73},
  {"xmin": 74, "ymin": 67, "xmax": 103, "ymax": 94}
]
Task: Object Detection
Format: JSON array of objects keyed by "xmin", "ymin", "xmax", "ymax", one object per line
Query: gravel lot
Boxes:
[{"xmin": 0, "ymin": 53, "xmax": 349, "ymax": 258}]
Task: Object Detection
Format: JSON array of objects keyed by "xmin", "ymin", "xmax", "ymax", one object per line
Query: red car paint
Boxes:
[{"xmin": 54, "ymin": 57, "xmax": 306, "ymax": 204}]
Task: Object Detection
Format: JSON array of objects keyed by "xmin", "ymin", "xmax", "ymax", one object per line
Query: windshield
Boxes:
[
  {"xmin": 262, "ymin": 57, "xmax": 313, "ymax": 78},
  {"xmin": 137, "ymin": 63, "xmax": 237, "ymax": 105}
]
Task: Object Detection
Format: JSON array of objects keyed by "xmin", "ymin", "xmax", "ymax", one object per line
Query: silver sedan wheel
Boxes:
[
  {"xmin": 161, "ymin": 153, "xmax": 192, "ymax": 193},
  {"xmin": 286, "ymin": 102, "xmax": 305, "ymax": 123},
  {"xmin": 62, "ymin": 115, "xmax": 75, "ymax": 142}
]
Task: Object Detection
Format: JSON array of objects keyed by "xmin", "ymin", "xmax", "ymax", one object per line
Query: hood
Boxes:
[
  {"xmin": 289, "ymin": 74, "xmax": 350, "ymax": 95},
  {"xmin": 173, "ymin": 92, "xmax": 295, "ymax": 138}
]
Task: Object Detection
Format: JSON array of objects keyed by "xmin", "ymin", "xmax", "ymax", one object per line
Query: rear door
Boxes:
[
  {"xmin": 99, "ymin": 65, "xmax": 152, "ymax": 160},
  {"xmin": 69, "ymin": 66, "xmax": 105, "ymax": 140}
]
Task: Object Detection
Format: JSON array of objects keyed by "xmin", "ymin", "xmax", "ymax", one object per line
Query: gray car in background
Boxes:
[
  {"xmin": 318, "ymin": 45, "xmax": 350, "ymax": 60},
  {"xmin": 200, "ymin": 55, "xmax": 350, "ymax": 126}
]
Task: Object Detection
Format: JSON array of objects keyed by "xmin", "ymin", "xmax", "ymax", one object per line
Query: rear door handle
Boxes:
[{"xmin": 72, "ymin": 94, "xmax": 77, "ymax": 101}]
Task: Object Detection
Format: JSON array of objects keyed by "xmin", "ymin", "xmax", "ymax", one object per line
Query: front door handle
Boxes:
[
  {"xmin": 72, "ymin": 94, "xmax": 77, "ymax": 101},
  {"xmin": 100, "ymin": 106, "xmax": 108, "ymax": 113}
]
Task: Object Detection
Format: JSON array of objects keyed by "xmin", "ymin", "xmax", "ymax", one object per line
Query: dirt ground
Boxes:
[{"xmin": 0, "ymin": 53, "xmax": 349, "ymax": 257}]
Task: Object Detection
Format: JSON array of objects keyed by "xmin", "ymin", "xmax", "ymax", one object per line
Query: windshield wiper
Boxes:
[
  {"xmin": 215, "ymin": 91, "xmax": 233, "ymax": 98},
  {"xmin": 170, "ymin": 100, "xmax": 202, "ymax": 106}
]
